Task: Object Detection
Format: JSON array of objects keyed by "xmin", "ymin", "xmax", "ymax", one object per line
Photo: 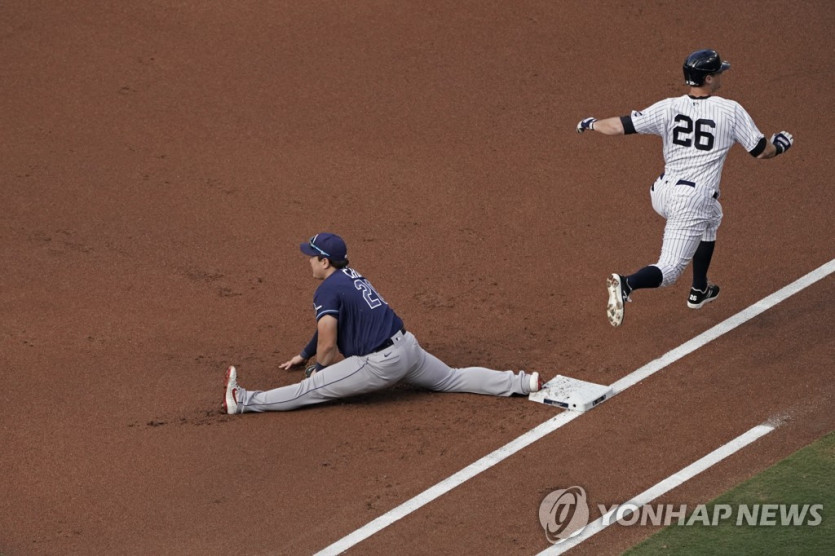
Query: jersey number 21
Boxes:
[{"xmin": 355, "ymin": 279, "xmax": 386, "ymax": 309}]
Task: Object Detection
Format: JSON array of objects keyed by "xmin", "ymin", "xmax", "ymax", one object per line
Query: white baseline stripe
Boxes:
[
  {"xmin": 316, "ymin": 259, "xmax": 834, "ymax": 555},
  {"xmin": 540, "ymin": 424, "xmax": 775, "ymax": 555}
]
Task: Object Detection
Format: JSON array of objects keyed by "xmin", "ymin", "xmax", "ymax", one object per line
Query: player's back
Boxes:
[
  {"xmin": 314, "ymin": 267, "xmax": 403, "ymax": 357},
  {"xmin": 633, "ymin": 94, "xmax": 756, "ymax": 189}
]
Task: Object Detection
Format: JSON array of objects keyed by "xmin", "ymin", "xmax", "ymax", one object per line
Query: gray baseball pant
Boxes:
[{"xmin": 234, "ymin": 331, "xmax": 533, "ymax": 412}]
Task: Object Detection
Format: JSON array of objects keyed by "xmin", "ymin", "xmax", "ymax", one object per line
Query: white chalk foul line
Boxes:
[
  {"xmin": 315, "ymin": 258, "xmax": 834, "ymax": 555},
  {"xmin": 611, "ymin": 258, "xmax": 835, "ymax": 394},
  {"xmin": 316, "ymin": 410, "xmax": 582, "ymax": 555},
  {"xmin": 540, "ymin": 424, "xmax": 776, "ymax": 555}
]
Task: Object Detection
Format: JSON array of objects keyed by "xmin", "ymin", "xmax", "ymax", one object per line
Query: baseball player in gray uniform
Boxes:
[
  {"xmin": 223, "ymin": 233, "xmax": 542, "ymax": 413},
  {"xmin": 576, "ymin": 49, "xmax": 794, "ymax": 327}
]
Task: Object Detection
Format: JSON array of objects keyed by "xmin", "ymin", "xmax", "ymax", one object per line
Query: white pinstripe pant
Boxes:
[{"xmin": 649, "ymin": 174, "xmax": 723, "ymax": 287}]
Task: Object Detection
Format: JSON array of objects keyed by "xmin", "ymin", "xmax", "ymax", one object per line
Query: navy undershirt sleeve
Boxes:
[
  {"xmin": 749, "ymin": 136, "xmax": 767, "ymax": 157},
  {"xmin": 621, "ymin": 115, "xmax": 636, "ymax": 135},
  {"xmin": 300, "ymin": 331, "xmax": 318, "ymax": 359}
]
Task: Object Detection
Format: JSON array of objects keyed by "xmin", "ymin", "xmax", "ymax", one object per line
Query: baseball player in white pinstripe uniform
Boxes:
[{"xmin": 576, "ymin": 49, "xmax": 794, "ymax": 326}]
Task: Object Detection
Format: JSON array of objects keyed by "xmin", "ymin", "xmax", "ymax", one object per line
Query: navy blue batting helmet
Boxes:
[{"xmin": 683, "ymin": 49, "xmax": 731, "ymax": 86}]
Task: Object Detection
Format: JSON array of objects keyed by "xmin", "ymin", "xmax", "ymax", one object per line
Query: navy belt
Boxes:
[
  {"xmin": 675, "ymin": 179, "xmax": 719, "ymax": 199},
  {"xmin": 371, "ymin": 327, "xmax": 406, "ymax": 353}
]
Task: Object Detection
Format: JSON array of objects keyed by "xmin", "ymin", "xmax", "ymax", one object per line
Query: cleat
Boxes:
[
  {"xmin": 606, "ymin": 274, "xmax": 630, "ymax": 327},
  {"xmin": 688, "ymin": 284, "xmax": 720, "ymax": 309},
  {"xmin": 223, "ymin": 366, "xmax": 239, "ymax": 415},
  {"xmin": 529, "ymin": 371, "xmax": 543, "ymax": 393}
]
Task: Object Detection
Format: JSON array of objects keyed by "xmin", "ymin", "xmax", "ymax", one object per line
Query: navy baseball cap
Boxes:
[{"xmin": 300, "ymin": 233, "xmax": 348, "ymax": 261}]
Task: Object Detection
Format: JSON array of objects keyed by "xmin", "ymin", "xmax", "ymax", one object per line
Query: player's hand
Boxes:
[
  {"xmin": 279, "ymin": 354, "xmax": 307, "ymax": 370},
  {"xmin": 771, "ymin": 131, "xmax": 794, "ymax": 155},
  {"xmin": 577, "ymin": 117, "xmax": 597, "ymax": 133}
]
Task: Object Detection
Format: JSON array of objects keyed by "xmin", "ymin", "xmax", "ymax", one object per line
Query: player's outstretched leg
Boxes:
[{"xmin": 403, "ymin": 348, "xmax": 540, "ymax": 396}]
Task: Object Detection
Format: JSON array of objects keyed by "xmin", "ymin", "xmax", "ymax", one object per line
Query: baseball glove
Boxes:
[{"xmin": 305, "ymin": 363, "xmax": 324, "ymax": 378}]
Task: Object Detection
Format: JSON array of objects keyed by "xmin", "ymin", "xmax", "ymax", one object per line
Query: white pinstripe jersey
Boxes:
[{"xmin": 628, "ymin": 95, "xmax": 765, "ymax": 193}]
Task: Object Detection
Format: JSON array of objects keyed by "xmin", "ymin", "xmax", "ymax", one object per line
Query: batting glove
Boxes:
[
  {"xmin": 771, "ymin": 131, "xmax": 794, "ymax": 155},
  {"xmin": 577, "ymin": 117, "xmax": 597, "ymax": 133}
]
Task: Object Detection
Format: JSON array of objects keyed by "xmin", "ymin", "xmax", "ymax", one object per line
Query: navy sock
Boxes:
[
  {"xmin": 625, "ymin": 266, "xmax": 663, "ymax": 293},
  {"xmin": 692, "ymin": 241, "xmax": 715, "ymax": 291}
]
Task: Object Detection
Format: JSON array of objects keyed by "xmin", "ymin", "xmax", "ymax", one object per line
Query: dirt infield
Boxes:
[{"xmin": 2, "ymin": 2, "xmax": 833, "ymax": 554}]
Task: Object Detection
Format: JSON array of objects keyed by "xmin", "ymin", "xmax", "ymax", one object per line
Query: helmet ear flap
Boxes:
[
  {"xmin": 683, "ymin": 70, "xmax": 703, "ymax": 86},
  {"xmin": 683, "ymin": 65, "xmax": 707, "ymax": 87}
]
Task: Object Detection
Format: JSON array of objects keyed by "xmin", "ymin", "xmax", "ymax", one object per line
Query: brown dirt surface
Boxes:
[{"xmin": 2, "ymin": 1, "xmax": 832, "ymax": 554}]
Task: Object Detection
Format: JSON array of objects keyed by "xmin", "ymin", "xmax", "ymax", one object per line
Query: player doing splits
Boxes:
[
  {"xmin": 223, "ymin": 233, "xmax": 542, "ymax": 413},
  {"xmin": 576, "ymin": 49, "xmax": 794, "ymax": 327}
]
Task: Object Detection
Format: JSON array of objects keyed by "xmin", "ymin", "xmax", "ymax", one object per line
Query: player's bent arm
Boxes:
[
  {"xmin": 753, "ymin": 131, "xmax": 794, "ymax": 159},
  {"xmin": 315, "ymin": 315, "xmax": 340, "ymax": 367},
  {"xmin": 756, "ymin": 141, "xmax": 778, "ymax": 159},
  {"xmin": 592, "ymin": 116, "xmax": 626, "ymax": 135}
]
